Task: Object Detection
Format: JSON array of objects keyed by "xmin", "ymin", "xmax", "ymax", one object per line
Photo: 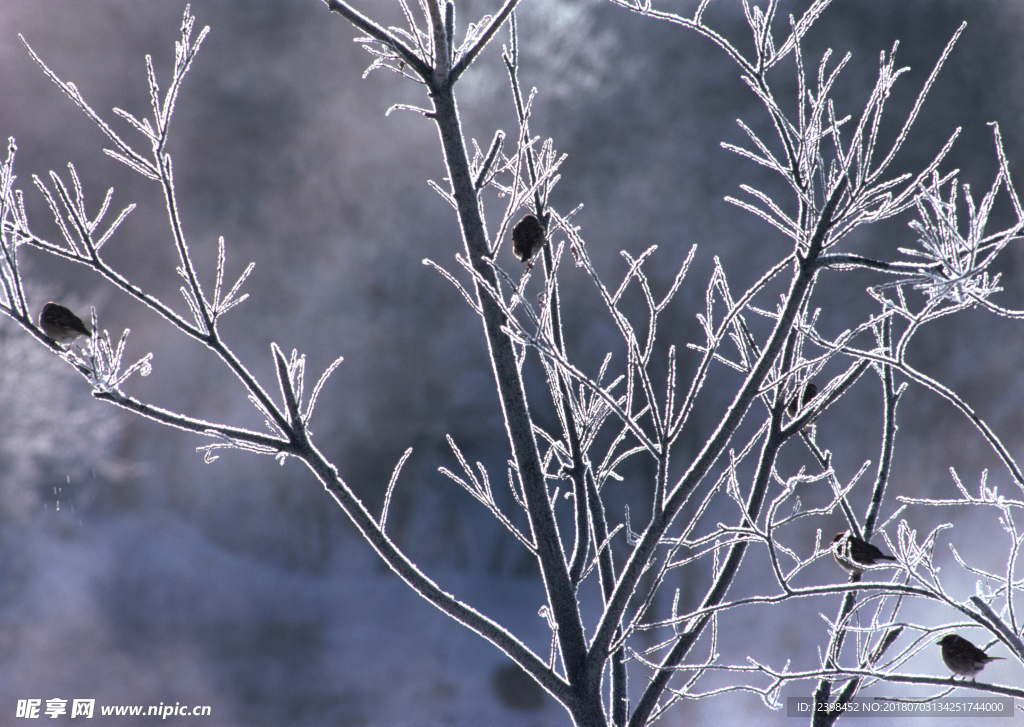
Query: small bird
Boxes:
[
  {"xmin": 512, "ymin": 213, "xmax": 546, "ymax": 263},
  {"xmin": 831, "ymin": 531, "xmax": 897, "ymax": 575},
  {"xmin": 39, "ymin": 301, "xmax": 91, "ymax": 345},
  {"xmin": 937, "ymin": 634, "xmax": 1004, "ymax": 679},
  {"xmin": 788, "ymin": 381, "xmax": 817, "ymax": 417}
]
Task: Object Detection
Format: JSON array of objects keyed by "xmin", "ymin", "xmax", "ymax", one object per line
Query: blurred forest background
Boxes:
[{"xmin": 2, "ymin": 1, "xmax": 1024, "ymax": 725}]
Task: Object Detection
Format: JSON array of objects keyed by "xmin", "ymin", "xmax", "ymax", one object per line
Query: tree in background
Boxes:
[{"xmin": 1, "ymin": 1, "xmax": 1023, "ymax": 725}]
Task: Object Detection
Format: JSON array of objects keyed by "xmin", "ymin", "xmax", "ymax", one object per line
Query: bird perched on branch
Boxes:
[
  {"xmin": 512, "ymin": 213, "xmax": 546, "ymax": 264},
  {"xmin": 788, "ymin": 381, "xmax": 817, "ymax": 417},
  {"xmin": 39, "ymin": 302, "xmax": 91, "ymax": 345},
  {"xmin": 831, "ymin": 531, "xmax": 897, "ymax": 575},
  {"xmin": 937, "ymin": 634, "xmax": 1003, "ymax": 679}
]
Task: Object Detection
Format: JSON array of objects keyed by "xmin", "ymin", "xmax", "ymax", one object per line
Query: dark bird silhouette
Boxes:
[
  {"xmin": 788, "ymin": 381, "xmax": 817, "ymax": 417},
  {"xmin": 512, "ymin": 213, "xmax": 546, "ymax": 263},
  {"xmin": 937, "ymin": 634, "xmax": 1004, "ymax": 679},
  {"xmin": 831, "ymin": 531, "xmax": 897, "ymax": 575},
  {"xmin": 39, "ymin": 302, "xmax": 91, "ymax": 345}
]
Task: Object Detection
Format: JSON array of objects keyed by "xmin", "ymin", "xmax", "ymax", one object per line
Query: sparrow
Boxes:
[
  {"xmin": 831, "ymin": 531, "xmax": 897, "ymax": 575},
  {"xmin": 512, "ymin": 213, "xmax": 546, "ymax": 263},
  {"xmin": 937, "ymin": 634, "xmax": 1004, "ymax": 679},
  {"xmin": 788, "ymin": 381, "xmax": 817, "ymax": 417},
  {"xmin": 39, "ymin": 301, "xmax": 91, "ymax": 345}
]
